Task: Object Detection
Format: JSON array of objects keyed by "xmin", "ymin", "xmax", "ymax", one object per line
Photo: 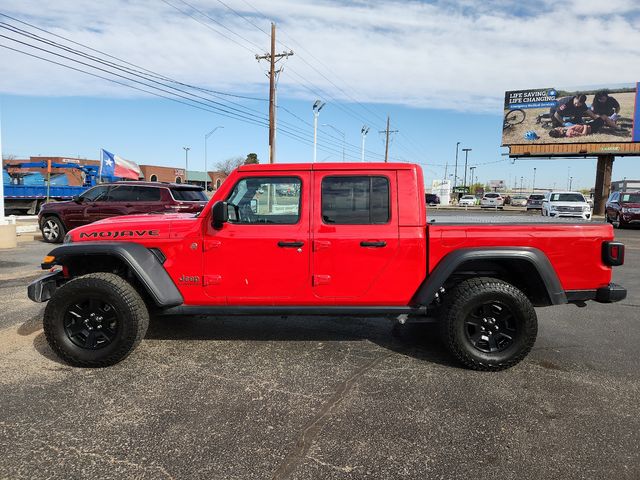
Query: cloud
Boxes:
[{"xmin": 0, "ymin": 0, "xmax": 639, "ymax": 112}]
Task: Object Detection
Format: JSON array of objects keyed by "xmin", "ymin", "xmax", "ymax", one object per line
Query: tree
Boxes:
[
  {"xmin": 215, "ymin": 156, "xmax": 245, "ymax": 176},
  {"xmin": 245, "ymin": 153, "xmax": 259, "ymax": 164}
]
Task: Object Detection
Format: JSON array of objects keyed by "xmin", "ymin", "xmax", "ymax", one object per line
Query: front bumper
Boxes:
[
  {"xmin": 27, "ymin": 271, "xmax": 63, "ymax": 302},
  {"xmin": 549, "ymin": 211, "xmax": 591, "ymax": 220}
]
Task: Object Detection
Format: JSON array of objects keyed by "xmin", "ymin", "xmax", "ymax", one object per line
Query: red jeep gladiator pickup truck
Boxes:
[{"xmin": 28, "ymin": 163, "xmax": 626, "ymax": 370}]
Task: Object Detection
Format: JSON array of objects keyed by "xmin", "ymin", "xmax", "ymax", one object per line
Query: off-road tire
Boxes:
[
  {"xmin": 440, "ymin": 277, "xmax": 537, "ymax": 371},
  {"xmin": 40, "ymin": 216, "xmax": 66, "ymax": 243},
  {"xmin": 43, "ymin": 273, "xmax": 149, "ymax": 367}
]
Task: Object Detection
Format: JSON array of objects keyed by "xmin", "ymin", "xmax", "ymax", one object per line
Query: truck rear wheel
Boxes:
[
  {"xmin": 43, "ymin": 273, "xmax": 149, "ymax": 367},
  {"xmin": 440, "ymin": 277, "xmax": 537, "ymax": 371}
]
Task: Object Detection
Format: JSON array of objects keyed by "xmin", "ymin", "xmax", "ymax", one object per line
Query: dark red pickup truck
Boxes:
[{"xmin": 28, "ymin": 163, "xmax": 626, "ymax": 370}]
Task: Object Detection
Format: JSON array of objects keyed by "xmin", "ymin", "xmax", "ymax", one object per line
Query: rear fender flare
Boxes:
[{"xmin": 412, "ymin": 247, "xmax": 566, "ymax": 307}]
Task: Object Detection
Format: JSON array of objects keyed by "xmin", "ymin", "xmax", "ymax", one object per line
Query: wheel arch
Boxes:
[
  {"xmin": 43, "ymin": 242, "xmax": 183, "ymax": 308},
  {"xmin": 412, "ymin": 247, "xmax": 567, "ymax": 308}
]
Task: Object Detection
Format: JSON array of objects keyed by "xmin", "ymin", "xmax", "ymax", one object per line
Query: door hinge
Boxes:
[
  {"xmin": 312, "ymin": 274, "xmax": 331, "ymax": 286},
  {"xmin": 203, "ymin": 275, "xmax": 222, "ymax": 286}
]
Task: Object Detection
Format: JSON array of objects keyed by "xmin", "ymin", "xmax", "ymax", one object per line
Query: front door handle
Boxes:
[
  {"xmin": 278, "ymin": 241, "xmax": 304, "ymax": 248},
  {"xmin": 360, "ymin": 241, "xmax": 386, "ymax": 248}
]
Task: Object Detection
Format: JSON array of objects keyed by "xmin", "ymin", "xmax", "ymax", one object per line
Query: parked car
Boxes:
[
  {"xmin": 458, "ymin": 195, "xmax": 477, "ymax": 207},
  {"xmin": 425, "ymin": 193, "xmax": 440, "ymax": 205},
  {"xmin": 606, "ymin": 191, "xmax": 640, "ymax": 228},
  {"xmin": 480, "ymin": 192, "xmax": 504, "ymax": 208},
  {"xmin": 526, "ymin": 194, "xmax": 545, "ymax": 211},
  {"xmin": 510, "ymin": 195, "xmax": 528, "ymax": 207},
  {"xmin": 542, "ymin": 191, "xmax": 591, "ymax": 220},
  {"xmin": 39, "ymin": 181, "xmax": 208, "ymax": 243}
]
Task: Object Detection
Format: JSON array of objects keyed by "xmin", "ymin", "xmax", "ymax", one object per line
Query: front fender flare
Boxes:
[{"xmin": 43, "ymin": 242, "xmax": 183, "ymax": 308}]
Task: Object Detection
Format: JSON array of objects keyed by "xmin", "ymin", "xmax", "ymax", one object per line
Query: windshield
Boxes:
[
  {"xmin": 621, "ymin": 193, "xmax": 640, "ymax": 203},
  {"xmin": 529, "ymin": 195, "xmax": 545, "ymax": 200},
  {"xmin": 462, "ymin": 195, "xmax": 474, "ymax": 199},
  {"xmin": 550, "ymin": 193, "xmax": 585, "ymax": 202}
]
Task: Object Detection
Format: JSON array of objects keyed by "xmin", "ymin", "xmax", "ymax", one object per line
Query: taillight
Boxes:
[{"xmin": 602, "ymin": 241, "xmax": 625, "ymax": 266}]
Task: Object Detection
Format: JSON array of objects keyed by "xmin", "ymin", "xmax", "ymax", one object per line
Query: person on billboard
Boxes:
[
  {"xmin": 548, "ymin": 118, "xmax": 605, "ymax": 138},
  {"xmin": 549, "ymin": 94, "xmax": 598, "ymax": 127},
  {"xmin": 591, "ymin": 90, "xmax": 620, "ymax": 128}
]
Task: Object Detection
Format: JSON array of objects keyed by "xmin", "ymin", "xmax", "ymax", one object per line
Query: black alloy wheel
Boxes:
[
  {"xmin": 464, "ymin": 301, "xmax": 516, "ymax": 353},
  {"xmin": 64, "ymin": 297, "xmax": 119, "ymax": 350}
]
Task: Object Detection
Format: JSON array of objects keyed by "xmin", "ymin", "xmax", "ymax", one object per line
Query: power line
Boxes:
[{"xmin": 0, "ymin": 12, "xmax": 267, "ymax": 102}]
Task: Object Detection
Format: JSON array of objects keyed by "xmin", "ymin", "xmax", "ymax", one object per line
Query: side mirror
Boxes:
[
  {"xmin": 73, "ymin": 195, "xmax": 82, "ymax": 203},
  {"xmin": 212, "ymin": 201, "xmax": 228, "ymax": 229}
]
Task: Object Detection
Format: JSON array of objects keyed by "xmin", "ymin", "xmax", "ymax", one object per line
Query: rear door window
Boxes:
[
  {"xmin": 133, "ymin": 187, "xmax": 161, "ymax": 201},
  {"xmin": 321, "ymin": 176, "xmax": 390, "ymax": 224},
  {"xmin": 107, "ymin": 185, "xmax": 137, "ymax": 202}
]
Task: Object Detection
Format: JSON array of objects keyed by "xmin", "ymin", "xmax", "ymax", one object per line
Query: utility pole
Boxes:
[
  {"xmin": 256, "ymin": 23, "xmax": 293, "ymax": 164},
  {"xmin": 462, "ymin": 148, "xmax": 471, "ymax": 193},
  {"xmin": 379, "ymin": 116, "xmax": 398, "ymax": 163},
  {"xmin": 361, "ymin": 125, "xmax": 370, "ymax": 162},
  {"xmin": 205, "ymin": 126, "xmax": 224, "ymax": 193},
  {"xmin": 183, "ymin": 147, "xmax": 190, "ymax": 182}
]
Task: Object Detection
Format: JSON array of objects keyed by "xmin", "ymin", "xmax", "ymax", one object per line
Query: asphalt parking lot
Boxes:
[{"xmin": 0, "ymin": 215, "xmax": 638, "ymax": 479}]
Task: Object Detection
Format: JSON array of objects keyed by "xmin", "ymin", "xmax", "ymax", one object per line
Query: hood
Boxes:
[
  {"xmin": 620, "ymin": 202, "xmax": 640, "ymax": 208},
  {"xmin": 69, "ymin": 213, "xmax": 198, "ymax": 242}
]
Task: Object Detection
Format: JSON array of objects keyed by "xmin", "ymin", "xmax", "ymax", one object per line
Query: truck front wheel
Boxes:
[
  {"xmin": 440, "ymin": 277, "xmax": 537, "ymax": 371},
  {"xmin": 43, "ymin": 273, "xmax": 149, "ymax": 367}
]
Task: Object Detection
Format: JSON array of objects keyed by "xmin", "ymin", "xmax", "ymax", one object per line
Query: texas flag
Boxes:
[{"xmin": 100, "ymin": 149, "xmax": 142, "ymax": 180}]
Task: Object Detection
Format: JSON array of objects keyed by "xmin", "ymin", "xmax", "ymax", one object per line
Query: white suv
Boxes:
[
  {"xmin": 480, "ymin": 192, "xmax": 504, "ymax": 208},
  {"xmin": 542, "ymin": 191, "xmax": 592, "ymax": 220}
]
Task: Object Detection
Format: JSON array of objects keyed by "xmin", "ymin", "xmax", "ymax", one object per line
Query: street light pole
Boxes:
[
  {"xmin": 183, "ymin": 147, "xmax": 190, "ymax": 183},
  {"xmin": 361, "ymin": 125, "xmax": 370, "ymax": 162},
  {"xmin": 453, "ymin": 142, "xmax": 460, "ymax": 191},
  {"xmin": 520, "ymin": 176, "xmax": 524, "ymax": 194},
  {"xmin": 462, "ymin": 148, "xmax": 471, "ymax": 193},
  {"xmin": 205, "ymin": 126, "xmax": 224, "ymax": 192},
  {"xmin": 312, "ymin": 100, "xmax": 325, "ymax": 163},
  {"xmin": 469, "ymin": 166, "xmax": 476, "ymax": 193},
  {"xmin": 322, "ymin": 124, "xmax": 345, "ymax": 162},
  {"xmin": 532, "ymin": 167, "xmax": 537, "ymax": 193},
  {"xmin": 569, "ymin": 176, "xmax": 573, "ymax": 190}
]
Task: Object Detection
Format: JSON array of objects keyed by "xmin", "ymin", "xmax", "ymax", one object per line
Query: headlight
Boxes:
[
  {"xmin": 621, "ymin": 207, "xmax": 629, "ymax": 213},
  {"xmin": 583, "ymin": 206, "xmax": 590, "ymax": 212},
  {"xmin": 63, "ymin": 233, "xmax": 73, "ymax": 243},
  {"xmin": 549, "ymin": 205, "xmax": 557, "ymax": 211}
]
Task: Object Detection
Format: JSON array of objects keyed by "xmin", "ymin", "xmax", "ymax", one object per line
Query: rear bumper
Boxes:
[{"xmin": 566, "ymin": 283, "xmax": 627, "ymax": 304}]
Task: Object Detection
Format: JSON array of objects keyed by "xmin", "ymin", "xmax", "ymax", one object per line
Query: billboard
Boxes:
[
  {"xmin": 502, "ymin": 83, "xmax": 639, "ymax": 148},
  {"xmin": 489, "ymin": 180, "xmax": 506, "ymax": 190}
]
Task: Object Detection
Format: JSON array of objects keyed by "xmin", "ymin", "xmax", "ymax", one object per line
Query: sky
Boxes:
[{"xmin": 1, "ymin": 0, "xmax": 640, "ymax": 191}]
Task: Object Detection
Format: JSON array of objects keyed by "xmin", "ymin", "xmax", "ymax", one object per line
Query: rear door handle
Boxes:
[
  {"xmin": 278, "ymin": 241, "xmax": 304, "ymax": 248},
  {"xmin": 360, "ymin": 241, "xmax": 386, "ymax": 248}
]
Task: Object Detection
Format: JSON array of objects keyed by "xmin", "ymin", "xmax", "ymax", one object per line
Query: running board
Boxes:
[{"xmin": 157, "ymin": 305, "xmax": 429, "ymax": 317}]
